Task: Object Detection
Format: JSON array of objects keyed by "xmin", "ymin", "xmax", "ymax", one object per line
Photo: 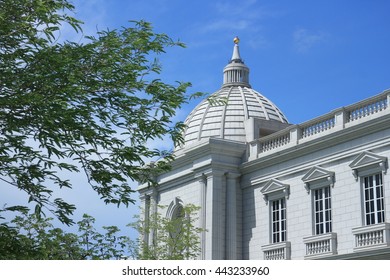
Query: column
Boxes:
[
  {"xmin": 142, "ymin": 194, "xmax": 151, "ymax": 246},
  {"xmin": 225, "ymin": 172, "xmax": 240, "ymax": 259},
  {"xmin": 149, "ymin": 189, "xmax": 158, "ymax": 247},
  {"xmin": 197, "ymin": 174, "xmax": 207, "ymax": 260},
  {"xmin": 205, "ymin": 171, "xmax": 226, "ymax": 259}
]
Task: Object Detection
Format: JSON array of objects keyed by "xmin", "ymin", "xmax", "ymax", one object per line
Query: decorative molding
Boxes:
[
  {"xmin": 166, "ymin": 197, "xmax": 184, "ymax": 219},
  {"xmin": 225, "ymin": 171, "xmax": 241, "ymax": 179},
  {"xmin": 349, "ymin": 151, "xmax": 388, "ymax": 180},
  {"xmin": 261, "ymin": 179, "xmax": 290, "ymax": 204},
  {"xmin": 301, "ymin": 166, "xmax": 335, "ymax": 193}
]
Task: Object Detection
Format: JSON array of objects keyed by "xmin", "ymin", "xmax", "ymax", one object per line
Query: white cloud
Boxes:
[{"xmin": 293, "ymin": 28, "xmax": 328, "ymax": 53}]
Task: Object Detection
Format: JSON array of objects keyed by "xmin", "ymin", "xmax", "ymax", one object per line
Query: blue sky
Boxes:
[
  {"xmin": 71, "ymin": 0, "xmax": 390, "ymax": 125},
  {"xmin": 3, "ymin": 0, "xmax": 390, "ymax": 239}
]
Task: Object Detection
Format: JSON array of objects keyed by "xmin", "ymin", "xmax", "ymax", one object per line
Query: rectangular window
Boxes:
[
  {"xmin": 313, "ymin": 186, "xmax": 332, "ymax": 235},
  {"xmin": 363, "ymin": 173, "xmax": 385, "ymax": 225},
  {"xmin": 271, "ymin": 198, "xmax": 286, "ymax": 243}
]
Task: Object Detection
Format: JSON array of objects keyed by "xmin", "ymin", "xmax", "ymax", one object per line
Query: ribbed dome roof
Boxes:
[
  {"xmin": 183, "ymin": 86, "xmax": 288, "ymax": 146},
  {"xmin": 181, "ymin": 37, "xmax": 288, "ymax": 148}
]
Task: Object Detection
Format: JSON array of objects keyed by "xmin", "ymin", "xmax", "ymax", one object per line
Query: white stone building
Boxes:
[{"xmin": 138, "ymin": 38, "xmax": 390, "ymax": 260}]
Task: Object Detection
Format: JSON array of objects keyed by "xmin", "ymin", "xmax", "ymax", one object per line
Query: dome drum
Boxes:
[{"xmin": 223, "ymin": 64, "xmax": 250, "ymax": 88}]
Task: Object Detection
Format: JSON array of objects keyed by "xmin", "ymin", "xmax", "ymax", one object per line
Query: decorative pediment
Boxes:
[
  {"xmin": 349, "ymin": 151, "xmax": 387, "ymax": 169},
  {"xmin": 349, "ymin": 151, "xmax": 387, "ymax": 180},
  {"xmin": 302, "ymin": 166, "xmax": 335, "ymax": 193},
  {"xmin": 261, "ymin": 179, "xmax": 290, "ymax": 204}
]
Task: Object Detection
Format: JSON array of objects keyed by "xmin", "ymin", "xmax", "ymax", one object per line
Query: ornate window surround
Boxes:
[
  {"xmin": 301, "ymin": 166, "xmax": 335, "ymax": 194},
  {"xmin": 260, "ymin": 179, "xmax": 291, "ymax": 259},
  {"xmin": 349, "ymin": 151, "xmax": 387, "ymax": 226},
  {"xmin": 349, "ymin": 151, "xmax": 387, "ymax": 181},
  {"xmin": 302, "ymin": 166, "xmax": 335, "ymax": 235},
  {"xmin": 349, "ymin": 151, "xmax": 390, "ymax": 252},
  {"xmin": 301, "ymin": 166, "xmax": 337, "ymax": 258},
  {"xmin": 260, "ymin": 179, "xmax": 290, "ymax": 205}
]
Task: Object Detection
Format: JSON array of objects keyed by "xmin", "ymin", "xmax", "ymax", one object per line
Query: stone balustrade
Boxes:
[
  {"xmin": 259, "ymin": 131, "xmax": 290, "ymax": 153},
  {"xmin": 301, "ymin": 114, "xmax": 335, "ymax": 138},
  {"xmin": 303, "ymin": 232, "xmax": 337, "ymax": 259},
  {"xmin": 352, "ymin": 223, "xmax": 390, "ymax": 252},
  {"xmin": 261, "ymin": 242, "xmax": 291, "ymax": 260},
  {"xmin": 249, "ymin": 90, "xmax": 390, "ymax": 160},
  {"xmin": 347, "ymin": 94, "xmax": 388, "ymax": 122}
]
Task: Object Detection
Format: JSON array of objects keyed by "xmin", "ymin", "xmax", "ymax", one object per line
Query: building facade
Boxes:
[{"xmin": 138, "ymin": 38, "xmax": 390, "ymax": 260}]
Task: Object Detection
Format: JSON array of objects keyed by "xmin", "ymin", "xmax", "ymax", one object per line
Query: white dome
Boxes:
[
  {"xmin": 181, "ymin": 38, "xmax": 289, "ymax": 148},
  {"xmin": 183, "ymin": 86, "xmax": 288, "ymax": 147}
]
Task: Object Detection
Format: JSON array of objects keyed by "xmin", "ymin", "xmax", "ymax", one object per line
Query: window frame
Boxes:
[
  {"xmin": 349, "ymin": 151, "xmax": 388, "ymax": 227},
  {"xmin": 271, "ymin": 197, "xmax": 287, "ymax": 243},
  {"xmin": 302, "ymin": 166, "xmax": 335, "ymax": 236},
  {"xmin": 313, "ymin": 185, "xmax": 332, "ymax": 235},
  {"xmin": 261, "ymin": 179, "xmax": 290, "ymax": 244},
  {"xmin": 361, "ymin": 172, "xmax": 385, "ymax": 226}
]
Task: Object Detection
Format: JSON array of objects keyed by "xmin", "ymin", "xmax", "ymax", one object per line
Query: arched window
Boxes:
[
  {"xmin": 167, "ymin": 198, "xmax": 184, "ymax": 233},
  {"xmin": 166, "ymin": 198, "xmax": 186, "ymax": 258},
  {"xmin": 169, "ymin": 205, "xmax": 184, "ymax": 238},
  {"xmin": 167, "ymin": 197, "xmax": 184, "ymax": 219}
]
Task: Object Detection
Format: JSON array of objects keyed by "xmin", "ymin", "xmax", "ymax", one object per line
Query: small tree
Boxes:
[
  {"xmin": 0, "ymin": 211, "xmax": 136, "ymax": 260},
  {"xmin": 131, "ymin": 204, "xmax": 205, "ymax": 260},
  {"xmin": 0, "ymin": 211, "xmax": 84, "ymax": 259},
  {"xmin": 77, "ymin": 214, "xmax": 136, "ymax": 260}
]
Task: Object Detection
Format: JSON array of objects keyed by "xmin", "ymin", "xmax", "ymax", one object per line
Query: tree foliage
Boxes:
[
  {"xmin": 76, "ymin": 214, "xmax": 137, "ymax": 260},
  {"xmin": 0, "ymin": 0, "xmax": 199, "ymax": 224},
  {"xmin": 0, "ymin": 211, "xmax": 136, "ymax": 260},
  {"xmin": 132, "ymin": 204, "xmax": 204, "ymax": 260},
  {"xmin": 0, "ymin": 205, "xmax": 203, "ymax": 260}
]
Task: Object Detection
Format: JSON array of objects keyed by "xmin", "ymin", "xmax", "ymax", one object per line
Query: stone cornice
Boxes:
[
  {"xmin": 139, "ymin": 138, "xmax": 246, "ymax": 191},
  {"xmin": 172, "ymin": 138, "xmax": 246, "ymax": 168}
]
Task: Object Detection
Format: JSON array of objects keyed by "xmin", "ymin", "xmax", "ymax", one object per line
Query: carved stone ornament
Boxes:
[
  {"xmin": 349, "ymin": 151, "xmax": 388, "ymax": 181},
  {"xmin": 261, "ymin": 179, "xmax": 290, "ymax": 205},
  {"xmin": 302, "ymin": 166, "xmax": 335, "ymax": 194}
]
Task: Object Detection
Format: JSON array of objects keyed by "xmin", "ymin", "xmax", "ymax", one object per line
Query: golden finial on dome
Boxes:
[{"xmin": 233, "ymin": 36, "xmax": 240, "ymax": 44}]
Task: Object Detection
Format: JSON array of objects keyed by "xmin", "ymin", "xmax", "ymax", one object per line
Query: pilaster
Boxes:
[
  {"xmin": 142, "ymin": 195, "xmax": 151, "ymax": 246},
  {"xmin": 204, "ymin": 171, "xmax": 226, "ymax": 259},
  {"xmin": 148, "ymin": 188, "xmax": 158, "ymax": 247},
  {"xmin": 195, "ymin": 173, "xmax": 207, "ymax": 260},
  {"xmin": 225, "ymin": 172, "xmax": 241, "ymax": 259}
]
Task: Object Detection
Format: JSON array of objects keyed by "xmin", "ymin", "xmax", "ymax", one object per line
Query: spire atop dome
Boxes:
[
  {"xmin": 231, "ymin": 36, "xmax": 242, "ymax": 62},
  {"xmin": 223, "ymin": 36, "xmax": 250, "ymax": 88}
]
